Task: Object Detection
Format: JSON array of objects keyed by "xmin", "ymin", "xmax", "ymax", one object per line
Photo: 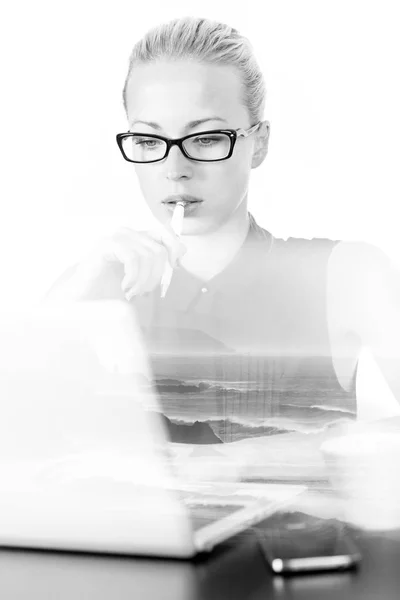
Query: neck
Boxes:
[{"xmin": 179, "ymin": 204, "xmax": 250, "ymax": 281}]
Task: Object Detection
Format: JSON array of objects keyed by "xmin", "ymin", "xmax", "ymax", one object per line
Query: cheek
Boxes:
[
  {"xmin": 199, "ymin": 157, "xmax": 250, "ymax": 209},
  {"xmin": 134, "ymin": 167, "xmax": 160, "ymax": 198},
  {"xmin": 208, "ymin": 169, "xmax": 250, "ymax": 214},
  {"xmin": 219, "ymin": 154, "xmax": 252, "ymax": 194}
]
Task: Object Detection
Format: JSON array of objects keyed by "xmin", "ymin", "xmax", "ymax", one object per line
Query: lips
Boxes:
[
  {"xmin": 162, "ymin": 195, "xmax": 203, "ymax": 216},
  {"xmin": 162, "ymin": 194, "xmax": 203, "ymax": 206},
  {"xmin": 164, "ymin": 202, "xmax": 202, "ymax": 207}
]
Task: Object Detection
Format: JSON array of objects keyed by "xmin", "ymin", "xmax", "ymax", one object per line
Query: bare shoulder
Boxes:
[
  {"xmin": 327, "ymin": 239, "xmax": 396, "ymax": 326},
  {"xmin": 326, "ymin": 240, "xmax": 397, "ymax": 390},
  {"xmin": 328, "ymin": 239, "xmax": 392, "ymax": 284}
]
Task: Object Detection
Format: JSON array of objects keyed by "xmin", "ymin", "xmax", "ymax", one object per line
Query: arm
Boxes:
[
  {"xmin": 327, "ymin": 240, "xmax": 400, "ymax": 403},
  {"xmin": 44, "ymin": 228, "xmax": 185, "ymax": 304},
  {"xmin": 44, "ymin": 260, "xmax": 125, "ymax": 304}
]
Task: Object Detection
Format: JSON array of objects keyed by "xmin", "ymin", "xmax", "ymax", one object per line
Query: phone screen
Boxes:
[{"xmin": 257, "ymin": 511, "xmax": 361, "ymax": 574}]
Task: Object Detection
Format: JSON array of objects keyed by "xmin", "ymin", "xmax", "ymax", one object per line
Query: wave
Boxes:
[
  {"xmin": 166, "ymin": 414, "xmax": 352, "ymax": 437},
  {"xmin": 266, "ymin": 401, "xmax": 356, "ymax": 416},
  {"xmin": 188, "ymin": 379, "xmax": 261, "ymax": 391},
  {"xmin": 170, "ymin": 418, "xmax": 292, "ymax": 439},
  {"xmin": 309, "ymin": 404, "xmax": 355, "ymax": 414},
  {"xmin": 155, "ymin": 378, "xmax": 260, "ymax": 395},
  {"xmin": 155, "ymin": 380, "xmax": 357, "ymax": 409}
]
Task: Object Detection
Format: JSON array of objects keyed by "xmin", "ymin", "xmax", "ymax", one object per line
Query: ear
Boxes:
[{"xmin": 251, "ymin": 121, "xmax": 270, "ymax": 169}]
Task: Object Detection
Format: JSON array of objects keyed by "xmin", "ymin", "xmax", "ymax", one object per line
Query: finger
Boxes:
[
  {"xmin": 121, "ymin": 250, "xmax": 145, "ymax": 293},
  {"xmin": 124, "ymin": 238, "xmax": 169, "ymax": 294},
  {"xmin": 105, "ymin": 239, "xmax": 140, "ymax": 290},
  {"xmin": 119, "ymin": 229, "xmax": 177, "ymax": 266},
  {"xmin": 143, "ymin": 244, "xmax": 169, "ymax": 292},
  {"xmin": 124, "ymin": 246, "xmax": 155, "ymax": 297},
  {"xmin": 108, "ymin": 228, "xmax": 155, "ymax": 294},
  {"xmin": 147, "ymin": 228, "xmax": 187, "ymax": 267},
  {"xmin": 105, "ymin": 229, "xmax": 177, "ymax": 297},
  {"xmin": 119, "ymin": 227, "xmax": 186, "ymax": 267}
]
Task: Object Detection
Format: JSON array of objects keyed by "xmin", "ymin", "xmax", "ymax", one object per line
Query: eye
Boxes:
[
  {"xmin": 133, "ymin": 137, "xmax": 163, "ymax": 148},
  {"xmin": 194, "ymin": 136, "xmax": 220, "ymax": 146}
]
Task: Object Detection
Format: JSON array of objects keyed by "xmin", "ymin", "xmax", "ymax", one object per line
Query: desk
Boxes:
[
  {"xmin": 1, "ymin": 524, "xmax": 399, "ymax": 599},
  {"xmin": 2, "ymin": 413, "xmax": 400, "ymax": 600}
]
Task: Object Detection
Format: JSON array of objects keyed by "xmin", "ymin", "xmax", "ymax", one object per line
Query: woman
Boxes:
[{"xmin": 47, "ymin": 16, "xmax": 400, "ymax": 451}]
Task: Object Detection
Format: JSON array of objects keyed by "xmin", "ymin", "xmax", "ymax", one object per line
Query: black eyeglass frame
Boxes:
[{"xmin": 115, "ymin": 122, "xmax": 262, "ymax": 164}]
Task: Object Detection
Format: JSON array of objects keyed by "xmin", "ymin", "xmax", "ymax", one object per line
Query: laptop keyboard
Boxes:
[
  {"xmin": 174, "ymin": 481, "xmax": 301, "ymax": 533},
  {"xmin": 179, "ymin": 488, "xmax": 263, "ymax": 532},
  {"xmin": 185, "ymin": 502, "xmax": 244, "ymax": 532}
]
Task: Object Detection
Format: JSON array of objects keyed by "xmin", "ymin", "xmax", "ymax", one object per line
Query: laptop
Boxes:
[{"xmin": 0, "ymin": 300, "xmax": 305, "ymax": 557}]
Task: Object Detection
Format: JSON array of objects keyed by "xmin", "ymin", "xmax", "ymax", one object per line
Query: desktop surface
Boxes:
[{"xmin": 1, "ymin": 523, "xmax": 400, "ymax": 600}]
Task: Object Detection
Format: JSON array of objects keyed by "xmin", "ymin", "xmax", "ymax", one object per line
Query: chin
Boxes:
[{"xmin": 181, "ymin": 217, "xmax": 224, "ymax": 236}]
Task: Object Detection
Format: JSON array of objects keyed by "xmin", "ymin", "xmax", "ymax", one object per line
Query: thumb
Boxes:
[
  {"xmin": 149, "ymin": 227, "xmax": 187, "ymax": 267},
  {"xmin": 168, "ymin": 237, "xmax": 187, "ymax": 267}
]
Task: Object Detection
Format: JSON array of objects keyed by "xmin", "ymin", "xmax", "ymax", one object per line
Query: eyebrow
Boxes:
[{"xmin": 129, "ymin": 117, "xmax": 228, "ymax": 132}]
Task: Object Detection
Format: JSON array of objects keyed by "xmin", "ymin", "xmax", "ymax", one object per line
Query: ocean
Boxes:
[{"xmin": 146, "ymin": 353, "xmax": 357, "ymax": 444}]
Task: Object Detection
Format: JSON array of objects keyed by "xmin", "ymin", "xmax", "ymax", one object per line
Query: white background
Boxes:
[{"xmin": 1, "ymin": 0, "xmax": 399, "ymax": 308}]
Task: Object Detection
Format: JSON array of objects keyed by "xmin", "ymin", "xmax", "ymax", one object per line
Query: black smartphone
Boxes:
[{"xmin": 256, "ymin": 511, "xmax": 361, "ymax": 574}]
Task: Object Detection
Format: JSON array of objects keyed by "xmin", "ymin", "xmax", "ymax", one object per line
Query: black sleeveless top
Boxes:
[{"xmin": 132, "ymin": 215, "xmax": 358, "ymax": 444}]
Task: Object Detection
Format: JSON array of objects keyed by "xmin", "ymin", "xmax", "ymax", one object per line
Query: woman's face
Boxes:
[{"xmin": 124, "ymin": 59, "xmax": 268, "ymax": 235}]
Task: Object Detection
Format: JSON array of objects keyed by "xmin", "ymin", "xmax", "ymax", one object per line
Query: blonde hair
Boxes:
[{"xmin": 122, "ymin": 16, "xmax": 266, "ymax": 124}]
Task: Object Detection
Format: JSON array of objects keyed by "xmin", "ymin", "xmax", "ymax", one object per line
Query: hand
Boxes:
[{"xmin": 84, "ymin": 226, "xmax": 187, "ymax": 300}]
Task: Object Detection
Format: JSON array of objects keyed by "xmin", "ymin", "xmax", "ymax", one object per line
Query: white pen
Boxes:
[{"xmin": 160, "ymin": 201, "xmax": 186, "ymax": 298}]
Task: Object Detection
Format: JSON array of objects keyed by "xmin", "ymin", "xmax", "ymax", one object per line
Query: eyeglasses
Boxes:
[{"xmin": 116, "ymin": 122, "xmax": 262, "ymax": 163}]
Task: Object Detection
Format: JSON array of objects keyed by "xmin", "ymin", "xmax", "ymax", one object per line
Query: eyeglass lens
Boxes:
[{"xmin": 120, "ymin": 133, "xmax": 232, "ymax": 162}]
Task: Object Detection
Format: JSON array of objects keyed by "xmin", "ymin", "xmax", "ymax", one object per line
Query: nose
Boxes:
[{"xmin": 165, "ymin": 144, "xmax": 193, "ymax": 181}]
